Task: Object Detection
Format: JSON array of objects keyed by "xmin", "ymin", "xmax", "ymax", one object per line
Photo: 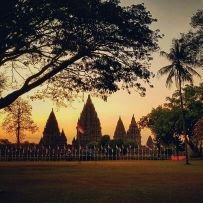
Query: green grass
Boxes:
[{"xmin": 0, "ymin": 160, "xmax": 203, "ymax": 203}]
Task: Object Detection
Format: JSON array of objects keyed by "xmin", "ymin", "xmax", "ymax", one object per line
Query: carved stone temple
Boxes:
[
  {"xmin": 146, "ymin": 135, "xmax": 154, "ymax": 148},
  {"xmin": 73, "ymin": 95, "xmax": 102, "ymax": 146},
  {"xmin": 39, "ymin": 109, "xmax": 67, "ymax": 147},
  {"xmin": 114, "ymin": 115, "xmax": 141, "ymax": 145},
  {"xmin": 126, "ymin": 115, "xmax": 141, "ymax": 145},
  {"xmin": 114, "ymin": 117, "xmax": 126, "ymax": 140}
]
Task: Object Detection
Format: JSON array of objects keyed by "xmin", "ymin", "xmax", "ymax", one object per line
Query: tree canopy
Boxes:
[
  {"xmin": 180, "ymin": 9, "xmax": 203, "ymax": 67},
  {"xmin": 193, "ymin": 117, "xmax": 203, "ymax": 156},
  {"xmin": 0, "ymin": 0, "xmax": 161, "ymax": 109},
  {"xmin": 139, "ymin": 84, "xmax": 203, "ymax": 155}
]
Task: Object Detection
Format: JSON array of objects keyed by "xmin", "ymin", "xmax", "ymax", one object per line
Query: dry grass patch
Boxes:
[{"xmin": 0, "ymin": 160, "xmax": 202, "ymax": 203}]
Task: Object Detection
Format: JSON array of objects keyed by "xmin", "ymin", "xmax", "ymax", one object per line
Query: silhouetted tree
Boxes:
[
  {"xmin": 2, "ymin": 99, "xmax": 38, "ymax": 146},
  {"xmin": 139, "ymin": 84, "xmax": 203, "ymax": 156},
  {"xmin": 87, "ymin": 141, "xmax": 99, "ymax": 148},
  {"xmin": 99, "ymin": 135, "xmax": 111, "ymax": 147},
  {"xmin": 158, "ymin": 39, "xmax": 201, "ymax": 164},
  {"xmin": 140, "ymin": 106, "xmax": 183, "ymax": 149},
  {"xmin": 181, "ymin": 9, "xmax": 203, "ymax": 67},
  {"xmin": 123, "ymin": 139, "xmax": 137, "ymax": 148},
  {"xmin": 193, "ymin": 117, "xmax": 203, "ymax": 157},
  {"xmin": 0, "ymin": 0, "xmax": 161, "ymax": 109}
]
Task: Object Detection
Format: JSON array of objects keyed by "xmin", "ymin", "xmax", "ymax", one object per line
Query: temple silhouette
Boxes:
[
  {"xmin": 39, "ymin": 96, "xmax": 142, "ymax": 147},
  {"xmin": 114, "ymin": 115, "xmax": 141, "ymax": 145},
  {"xmin": 146, "ymin": 135, "xmax": 154, "ymax": 148},
  {"xmin": 39, "ymin": 109, "xmax": 67, "ymax": 147},
  {"xmin": 127, "ymin": 115, "xmax": 141, "ymax": 145},
  {"xmin": 114, "ymin": 117, "xmax": 126, "ymax": 140},
  {"xmin": 72, "ymin": 95, "xmax": 102, "ymax": 147}
]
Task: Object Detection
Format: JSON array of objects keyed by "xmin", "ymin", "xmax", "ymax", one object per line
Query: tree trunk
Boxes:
[
  {"xmin": 17, "ymin": 107, "xmax": 21, "ymax": 147},
  {"xmin": 178, "ymin": 76, "xmax": 190, "ymax": 165},
  {"xmin": 17, "ymin": 127, "xmax": 20, "ymax": 147}
]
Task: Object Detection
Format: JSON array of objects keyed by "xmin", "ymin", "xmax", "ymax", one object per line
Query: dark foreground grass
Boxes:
[{"xmin": 0, "ymin": 160, "xmax": 203, "ymax": 203}]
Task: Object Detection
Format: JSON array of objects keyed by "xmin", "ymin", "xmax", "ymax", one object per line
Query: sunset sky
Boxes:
[{"xmin": 0, "ymin": 0, "xmax": 202, "ymax": 144}]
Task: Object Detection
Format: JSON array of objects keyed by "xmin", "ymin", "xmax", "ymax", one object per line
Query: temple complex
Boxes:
[
  {"xmin": 73, "ymin": 95, "xmax": 102, "ymax": 146},
  {"xmin": 39, "ymin": 109, "xmax": 67, "ymax": 147},
  {"xmin": 126, "ymin": 115, "xmax": 141, "ymax": 145},
  {"xmin": 38, "ymin": 98, "xmax": 141, "ymax": 148},
  {"xmin": 114, "ymin": 117, "xmax": 126, "ymax": 140},
  {"xmin": 113, "ymin": 115, "xmax": 141, "ymax": 145}
]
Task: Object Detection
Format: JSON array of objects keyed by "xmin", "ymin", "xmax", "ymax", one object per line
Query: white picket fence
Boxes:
[{"xmin": 0, "ymin": 146, "xmax": 185, "ymax": 161}]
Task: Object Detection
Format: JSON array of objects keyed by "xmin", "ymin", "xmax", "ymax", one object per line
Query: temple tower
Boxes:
[
  {"xmin": 126, "ymin": 115, "xmax": 141, "ymax": 145},
  {"xmin": 76, "ymin": 95, "xmax": 102, "ymax": 146},
  {"xmin": 39, "ymin": 109, "xmax": 67, "ymax": 147},
  {"xmin": 114, "ymin": 117, "xmax": 126, "ymax": 140},
  {"xmin": 146, "ymin": 135, "xmax": 153, "ymax": 148},
  {"xmin": 60, "ymin": 129, "xmax": 67, "ymax": 146}
]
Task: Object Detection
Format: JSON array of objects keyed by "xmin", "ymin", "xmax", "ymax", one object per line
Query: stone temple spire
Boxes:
[
  {"xmin": 76, "ymin": 95, "xmax": 102, "ymax": 146},
  {"xmin": 126, "ymin": 114, "xmax": 141, "ymax": 145},
  {"xmin": 146, "ymin": 135, "xmax": 153, "ymax": 148},
  {"xmin": 39, "ymin": 109, "xmax": 67, "ymax": 147},
  {"xmin": 114, "ymin": 116, "xmax": 126, "ymax": 140},
  {"xmin": 60, "ymin": 129, "xmax": 67, "ymax": 145},
  {"xmin": 43, "ymin": 109, "xmax": 60, "ymax": 137}
]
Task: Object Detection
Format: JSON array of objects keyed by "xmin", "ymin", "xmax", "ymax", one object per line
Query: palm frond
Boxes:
[
  {"xmin": 180, "ymin": 70, "xmax": 194, "ymax": 84},
  {"xmin": 159, "ymin": 38, "xmax": 201, "ymax": 90},
  {"xmin": 157, "ymin": 64, "xmax": 174, "ymax": 78},
  {"xmin": 185, "ymin": 66, "xmax": 201, "ymax": 78},
  {"xmin": 160, "ymin": 51, "xmax": 172, "ymax": 61},
  {"xmin": 165, "ymin": 69, "xmax": 175, "ymax": 88}
]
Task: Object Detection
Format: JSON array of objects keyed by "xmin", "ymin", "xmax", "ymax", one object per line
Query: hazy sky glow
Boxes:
[{"xmin": 0, "ymin": 0, "xmax": 202, "ymax": 144}]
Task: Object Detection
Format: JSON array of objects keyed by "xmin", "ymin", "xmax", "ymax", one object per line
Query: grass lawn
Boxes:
[{"xmin": 0, "ymin": 160, "xmax": 203, "ymax": 203}]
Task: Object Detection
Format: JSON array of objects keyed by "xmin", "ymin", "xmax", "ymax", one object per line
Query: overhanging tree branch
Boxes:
[
  {"xmin": 0, "ymin": 52, "xmax": 84, "ymax": 109},
  {"xmin": 0, "ymin": 0, "xmax": 162, "ymax": 108}
]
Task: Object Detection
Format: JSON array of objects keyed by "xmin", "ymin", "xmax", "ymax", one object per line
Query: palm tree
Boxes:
[{"xmin": 158, "ymin": 39, "xmax": 201, "ymax": 165}]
